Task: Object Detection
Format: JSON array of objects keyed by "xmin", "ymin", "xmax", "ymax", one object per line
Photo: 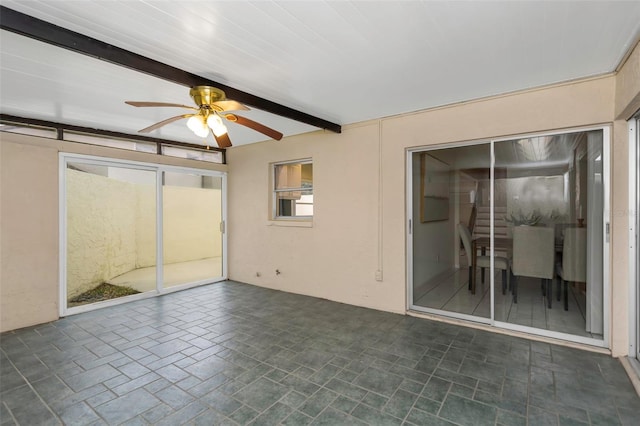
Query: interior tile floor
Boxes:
[
  {"xmin": 2, "ymin": 280, "xmax": 638, "ymax": 426},
  {"xmin": 414, "ymin": 265, "xmax": 601, "ymax": 339}
]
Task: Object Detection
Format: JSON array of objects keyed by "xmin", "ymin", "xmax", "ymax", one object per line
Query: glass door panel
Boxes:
[
  {"xmin": 65, "ymin": 162, "xmax": 156, "ymax": 308},
  {"xmin": 493, "ymin": 130, "xmax": 604, "ymax": 339},
  {"xmin": 411, "ymin": 144, "xmax": 492, "ymax": 320},
  {"xmin": 162, "ymin": 171, "xmax": 223, "ymax": 289}
]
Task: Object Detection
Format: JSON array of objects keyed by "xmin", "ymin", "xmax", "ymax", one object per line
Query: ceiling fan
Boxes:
[{"xmin": 125, "ymin": 86, "xmax": 283, "ymax": 148}]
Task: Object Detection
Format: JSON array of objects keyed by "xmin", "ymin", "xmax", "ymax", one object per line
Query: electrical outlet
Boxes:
[{"xmin": 375, "ymin": 270, "xmax": 383, "ymax": 281}]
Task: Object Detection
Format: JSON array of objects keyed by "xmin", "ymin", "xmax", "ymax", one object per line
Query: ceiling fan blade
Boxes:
[
  {"xmin": 139, "ymin": 114, "xmax": 194, "ymax": 133},
  {"xmin": 212, "ymin": 129, "xmax": 232, "ymax": 148},
  {"xmin": 224, "ymin": 114, "xmax": 283, "ymax": 141},
  {"xmin": 126, "ymin": 101, "xmax": 197, "ymax": 110},
  {"xmin": 212, "ymin": 100, "xmax": 249, "ymax": 112}
]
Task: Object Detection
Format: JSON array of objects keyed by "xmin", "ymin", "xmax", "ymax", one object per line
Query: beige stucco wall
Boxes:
[
  {"xmin": 134, "ymin": 183, "xmax": 158, "ymax": 268},
  {"xmin": 164, "ymin": 186, "xmax": 222, "ymax": 263},
  {"xmin": 66, "ymin": 169, "xmax": 139, "ymax": 297},
  {"xmin": 227, "ymin": 124, "xmax": 386, "ymax": 310},
  {"xmin": 0, "ymin": 141, "xmax": 59, "ymax": 331},
  {"xmin": 615, "ymin": 41, "xmax": 640, "ymax": 120},
  {"xmin": 228, "ymin": 74, "xmax": 635, "ymax": 353},
  {"xmin": 134, "ymin": 184, "xmax": 223, "ymax": 268},
  {"xmin": 0, "ymin": 132, "xmax": 226, "ymax": 332}
]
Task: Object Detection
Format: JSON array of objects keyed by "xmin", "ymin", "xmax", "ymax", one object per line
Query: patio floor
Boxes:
[
  {"xmin": 1, "ymin": 280, "xmax": 638, "ymax": 425},
  {"xmin": 107, "ymin": 257, "xmax": 222, "ymax": 293}
]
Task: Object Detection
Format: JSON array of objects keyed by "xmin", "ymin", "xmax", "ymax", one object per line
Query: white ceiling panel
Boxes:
[
  {"xmin": 1, "ymin": 1, "xmax": 640, "ymax": 149},
  {"xmin": 0, "ymin": 30, "xmax": 318, "ymax": 146}
]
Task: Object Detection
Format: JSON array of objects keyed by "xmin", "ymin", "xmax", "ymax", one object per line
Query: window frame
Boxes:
[{"xmin": 271, "ymin": 158, "xmax": 313, "ymax": 221}]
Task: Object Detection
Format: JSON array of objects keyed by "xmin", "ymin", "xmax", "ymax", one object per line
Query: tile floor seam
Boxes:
[
  {"xmin": 399, "ymin": 378, "xmax": 428, "ymax": 425},
  {"xmin": 1, "ymin": 352, "xmax": 64, "ymax": 426},
  {"xmin": 2, "ymin": 281, "xmax": 638, "ymax": 425},
  {"xmin": 1, "ymin": 400, "xmax": 19, "ymax": 425}
]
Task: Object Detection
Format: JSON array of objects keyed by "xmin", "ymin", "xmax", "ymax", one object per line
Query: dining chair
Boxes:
[
  {"xmin": 555, "ymin": 227, "xmax": 587, "ymax": 311},
  {"xmin": 511, "ymin": 225, "xmax": 555, "ymax": 307},
  {"xmin": 458, "ymin": 223, "xmax": 510, "ymax": 294}
]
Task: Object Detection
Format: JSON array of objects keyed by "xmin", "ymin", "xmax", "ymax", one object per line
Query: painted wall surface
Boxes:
[
  {"xmin": 0, "ymin": 132, "xmax": 226, "ymax": 332},
  {"xmin": 1, "ymin": 141, "xmax": 59, "ymax": 331},
  {"xmin": 615, "ymin": 41, "xmax": 640, "ymax": 120},
  {"xmin": 228, "ymin": 75, "xmax": 632, "ymax": 352},
  {"xmin": 227, "ymin": 124, "xmax": 389, "ymax": 311}
]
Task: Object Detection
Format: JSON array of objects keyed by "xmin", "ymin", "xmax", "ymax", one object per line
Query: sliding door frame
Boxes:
[
  {"xmin": 159, "ymin": 166, "xmax": 228, "ymax": 292},
  {"xmin": 406, "ymin": 139, "xmax": 493, "ymax": 326},
  {"xmin": 491, "ymin": 125, "xmax": 610, "ymax": 348},
  {"xmin": 59, "ymin": 153, "xmax": 227, "ymax": 317},
  {"xmin": 406, "ymin": 125, "xmax": 611, "ymax": 348},
  {"xmin": 629, "ymin": 115, "xmax": 639, "ymax": 361}
]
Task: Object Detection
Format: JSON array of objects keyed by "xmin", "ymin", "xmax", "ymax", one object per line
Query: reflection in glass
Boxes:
[
  {"xmin": 411, "ymin": 129, "xmax": 605, "ymax": 341},
  {"xmin": 412, "ymin": 144, "xmax": 493, "ymax": 319},
  {"xmin": 274, "ymin": 162, "xmax": 313, "ymax": 217},
  {"xmin": 66, "ymin": 163, "xmax": 156, "ymax": 307},
  {"xmin": 495, "ymin": 130, "xmax": 604, "ymax": 339},
  {"xmin": 162, "ymin": 172, "xmax": 223, "ymax": 289}
]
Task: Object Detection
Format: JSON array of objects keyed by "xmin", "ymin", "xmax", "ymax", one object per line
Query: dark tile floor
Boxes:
[{"xmin": 1, "ymin": 281, "xmax": 638, "ymax": 425}]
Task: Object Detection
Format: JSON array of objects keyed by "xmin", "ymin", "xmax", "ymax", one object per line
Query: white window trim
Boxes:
[{"xmin": 271, "ymin": 158, "xmax": 313, "ymax": 222}]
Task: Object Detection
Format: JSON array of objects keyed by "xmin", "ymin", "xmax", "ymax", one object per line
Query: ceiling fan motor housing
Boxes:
[{"xmin": 190, "ymin": 86, "xmax": 226, "ymax": 107}]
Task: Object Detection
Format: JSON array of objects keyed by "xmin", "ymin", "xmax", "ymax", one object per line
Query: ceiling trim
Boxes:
[{"xmin": 0, "ymin": 6, "xmax": 341, "ymax": 134}]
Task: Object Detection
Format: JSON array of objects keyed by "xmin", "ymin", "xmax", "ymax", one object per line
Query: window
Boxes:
[
  {"xmin": 161, "ymin": 145, "xmax": 223, "ymax": 163},
  {"xmin": 273, "ymin": 160, "xmax": 313, "ymax": 219},
  {"xmin": 65, "ymin": 132, "xmax": 157, "ymax": 154},
  {"xmin": 0, "ymin": 122, "xmax": 57, "ymax": 138},
  {"xmin": 0, "ymin": 119, "xmax": 225, "ymax": 164}
]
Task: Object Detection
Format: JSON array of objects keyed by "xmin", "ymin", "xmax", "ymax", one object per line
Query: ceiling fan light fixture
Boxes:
[
  {"xmin": 186, "ymin": 114, "xmax": 209, "ymax": 138},
  {"xmin": 206, "ymin": 113, "xmax": 228, "ymax": 137},
  {"xmin": 127, "ymin": 85, "xmax": 283, "ymax": 147}
]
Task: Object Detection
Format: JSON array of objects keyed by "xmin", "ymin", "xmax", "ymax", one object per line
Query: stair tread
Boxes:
[{"xmin": 477, "ymin": 208, "xmax": 506, "ymax": 212}]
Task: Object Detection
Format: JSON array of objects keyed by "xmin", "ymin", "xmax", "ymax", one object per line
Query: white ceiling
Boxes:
[{"xmin": 1, "ymin": 1, "xmax": 640, "ymax": 148}]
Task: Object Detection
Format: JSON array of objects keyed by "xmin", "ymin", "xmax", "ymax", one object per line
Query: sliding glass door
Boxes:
[
  {"xmin": 162, "ymin": 172, "xmax": 224, "ymax": 289},
  {"xmin": 410, "ymin": 144, "xmax": 492, "ymax": 322},
  {"xmin": 493, "ymin": 129, "xmax": 606, "ymax": 340},
  {"xmin": 408, "ymin": 126, "xmax": 609, "ymax": 346},
  {"xmin": 61, "ymin": 155, "xmax": 226, "ymax": 314}
]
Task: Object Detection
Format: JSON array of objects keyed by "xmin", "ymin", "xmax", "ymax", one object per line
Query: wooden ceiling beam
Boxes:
[{"xmin": 0, "ymin": 6, "xmax": 341, "ymax": 134}]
